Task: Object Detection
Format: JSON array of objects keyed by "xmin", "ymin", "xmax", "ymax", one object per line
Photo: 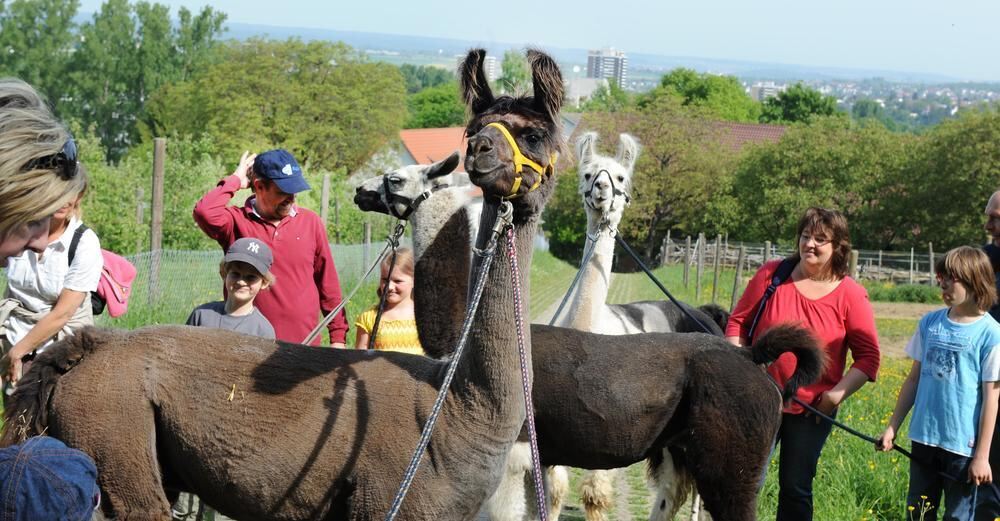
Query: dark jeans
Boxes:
[
  {"xmin": 980, "ymin": 425, "xmax": 1000, "ymax": 519},
  {"xmin": 775, "ymin": 411, "xmax": 835, "ymax": 521},
  {"xmin": 907, "ymin": 442, "xmax": 978, "ymax": 521}
]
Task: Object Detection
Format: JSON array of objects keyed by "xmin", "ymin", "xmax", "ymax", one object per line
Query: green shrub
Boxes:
[{"xmin": 863, "ymin": 282, "xmax": 941, "ymax": 304}]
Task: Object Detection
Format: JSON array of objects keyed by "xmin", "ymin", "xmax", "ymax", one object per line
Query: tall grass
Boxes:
[{"xmin": 757, "ymin": 356, "xmax": 913, "ymax": 521}]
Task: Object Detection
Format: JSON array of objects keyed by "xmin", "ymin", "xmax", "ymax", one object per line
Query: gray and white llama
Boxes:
[{"xmin": 566, "ymin": 132, "xmax": 715, "ymax": 521}]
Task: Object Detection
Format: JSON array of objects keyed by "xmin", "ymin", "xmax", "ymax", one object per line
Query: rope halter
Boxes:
[
  {"xmin": 484, "ymin": 122, "xmax": 556, "ymax": 199},
  {"xmin": 382, "ymin": 175, "xmax": 450, "ymax": 220},
  {"xmin": 582, "ymin": 168, "xmax": 631, "ymax": 212}
]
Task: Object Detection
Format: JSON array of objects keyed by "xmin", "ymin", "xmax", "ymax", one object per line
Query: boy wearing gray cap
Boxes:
[{"xmin": 185, "ymin": 237, "xmax": 276, "ymax": 339}]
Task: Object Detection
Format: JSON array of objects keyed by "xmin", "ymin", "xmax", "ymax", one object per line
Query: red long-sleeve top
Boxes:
[
  {"xmin": 726, "ymin": 259, "xmax": 881, "ymax": 414},
  {"xmin": 193, "ymin": 175, "xmax": 348, "ymax": 345}
]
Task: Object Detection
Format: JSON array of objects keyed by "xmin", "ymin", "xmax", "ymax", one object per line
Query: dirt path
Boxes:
[
  {"xmin": 613, "ymin": 469, "xmax": 632, "ymax": 521},
  {"xmin": 871, "ymin": 302, "xmax": 939, "ymax": 320}
]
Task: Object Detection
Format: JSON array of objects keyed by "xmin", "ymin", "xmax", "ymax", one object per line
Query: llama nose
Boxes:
[
  {"xmin": 595, "ymin": 178, "xmax": 610, "ymax": 191},
  {"xmin": 469, "ymin": 135, "xmax": 494, "ymax": 157}
]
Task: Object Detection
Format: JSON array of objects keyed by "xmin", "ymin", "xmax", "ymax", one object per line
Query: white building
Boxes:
[{"xmin": 586, "ymin": 48, "xmax": 627, "ymax": 89}]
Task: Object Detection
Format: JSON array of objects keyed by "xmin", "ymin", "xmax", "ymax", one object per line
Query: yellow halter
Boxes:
[{"xmin": 485, "ymin": 122, "xmax": 556, "ymax": 199}]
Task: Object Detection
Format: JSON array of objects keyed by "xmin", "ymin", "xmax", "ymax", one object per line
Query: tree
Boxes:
[
  {"xmin": 405, "ymin": 82, "xmax": 465, "ymax": 128},
  {"xmin": 497, "ymin": 49, "xmax": 530, "ymax": 94},
  {"xmin": 902, "ymin": 107, "xmax": 1000, "ymax": 249},
  {"xmin": 721, "ymin": 116, "xmax": 915, "ymax": 249},
  {"xmin": 545, "ymin": 98, "xmax": 736, "ymax": 263},
  {"xmin": 852, "ymin": 99, "xmax": 883, "ymax": 119},
  {"xmin": 399, "ymin": 64, "xmax": 455, "ymax": 94},
  {"xmin": 645, "ymin": 68, "xmax": 761, "ymax": 122},
  {"xmin": 0, "ymin": 0, "xmax": 80, "ymax": 103},
  {"xmin": 760, "ymin": 83, "xmax": 840, "ymax": 123},
  {"xmin": 147, "ymin": 38, "xmax": 407, "ymax": 174},
  {"xmin": 65, "ymin": 0, "xmax": 226, "ymax": 161},
  {"xmin": 578, "ymin": 81, "xmax": 632, "ymax": 113}
]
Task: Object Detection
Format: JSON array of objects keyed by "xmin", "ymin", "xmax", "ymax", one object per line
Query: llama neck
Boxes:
[
  {"xmin": 412, "ymin": 189, "xmax": 473, "ymax": 359},
  {"xmin": 449, "ymin": 201, "xmax": 536, "ymax": 429},
  {"xmin": 561, "ymin": 211, "xmax": 617, "ymax": 331}
]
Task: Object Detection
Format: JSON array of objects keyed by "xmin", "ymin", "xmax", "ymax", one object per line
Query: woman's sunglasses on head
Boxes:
[{"xmin": 24, "ymin": 137, "xmax": 78, "ymax": 180}]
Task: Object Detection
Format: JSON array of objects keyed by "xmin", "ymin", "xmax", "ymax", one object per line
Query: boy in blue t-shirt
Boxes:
[{"xmin": 878, "ymin": 246, "xmax": 1000, "ymax": 520}]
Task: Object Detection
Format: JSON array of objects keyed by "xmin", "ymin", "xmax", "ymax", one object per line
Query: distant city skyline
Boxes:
[{"xmin": 77, "ymin": 0, "xmax": 1000, "ymax": 81}]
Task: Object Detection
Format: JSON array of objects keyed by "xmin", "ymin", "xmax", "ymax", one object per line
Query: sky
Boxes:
[{"xmin": 78, "ymin": 0, "xmax": 1000, "ymax": 81}]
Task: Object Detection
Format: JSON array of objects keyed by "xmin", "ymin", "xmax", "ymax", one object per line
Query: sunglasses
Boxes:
[{"xmin": 25, "ymin": 137, "xmax": 78, "ymax": 180}]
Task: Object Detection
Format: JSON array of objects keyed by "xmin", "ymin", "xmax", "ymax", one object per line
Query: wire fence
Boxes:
[
  {"xmin": 660, "ymin": 234, "xmax": 940, "ymax": 285},
  {"xmin": 0, "ymin": 239, "xmax": 412, "ymax": 338}
]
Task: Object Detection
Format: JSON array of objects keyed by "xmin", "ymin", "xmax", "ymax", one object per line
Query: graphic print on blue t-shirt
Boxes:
[{"xmin": 925, "ymin": 334, "xmax": 965, "ymax": 382}]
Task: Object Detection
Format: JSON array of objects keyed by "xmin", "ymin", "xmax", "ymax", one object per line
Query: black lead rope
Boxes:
[
  {"xmin": 368, "ymin": 248, "xmax": 398, "ymax": 350},
  {"xmin": 613, "ymin": 234, "xmax": 716, "ymax": 335}
]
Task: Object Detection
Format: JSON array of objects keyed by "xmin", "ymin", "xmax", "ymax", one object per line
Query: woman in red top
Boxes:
[{"xmin": 727, "ymin": 207, "xmax": 880, "ymax": 521}]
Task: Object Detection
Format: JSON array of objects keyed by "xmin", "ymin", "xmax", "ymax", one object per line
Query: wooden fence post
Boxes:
[
  {"xmin": 334, "ymin": 196, "xmax": 341, "ymax": 244},
  {"xmin": 662, "ymin": 229, "xmax": 672, "ymax": 266},
  {"xmin": 764, "ymin": 240, "xmax": 771, "ymax": 265},
  {"xmin": 135, "ymin": 187, "xmax": 144, "ymax": 254},
  {"xmin": 695, "ymin": 233, "xmax": 705, "ymax": 302},
  {"xmin": 711, "ymin": 235, "xmax": 721, "ymax": 304},
  {"xmin": 683, "ymin": 236, "xmax": 691, "ymax": 288},
  {"xmin": 731, "ymin": 246, "xmax": 746, "ymax": 312},
  {"xmin": 878, "ymin": 250, "xmax": 883, "ymax": 282},
  {"xmin": 849, "ymin": 250, "xmax": 859, "ymax": 280},
  {"xmin": 928, "ymin": 242, "xmax": 934, "ymax": 286},
  {"xmin": 148, "ymin": 138, "xmax": 165, "ymax": 305},
  {"xmin": 909, "ymin": 247, "xmax": 915, "ymax": 284},
  {"xmin": 363, "ymin": 222, "xmax": 372, "ymax": 271},
  {"xmin": 320, "ymin": 173, "xmax": 331, "ymax": 226}
]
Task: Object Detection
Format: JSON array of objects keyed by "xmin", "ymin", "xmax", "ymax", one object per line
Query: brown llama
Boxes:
[
  {"xmin": 354, "ymin": 48, "xmax": 827, "ymax": 521},
  {"xmin": 0, "ymin": 50, "xmax": 566, "ymax": 521}
]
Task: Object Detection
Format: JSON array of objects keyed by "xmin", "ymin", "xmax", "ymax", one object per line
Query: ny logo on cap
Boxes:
[
  {"xmin": 281, "ymin": 164, "xmax": 293, "ymax": 176},
  {"xmin": 247, "ymin": 241, "xmax": 260, "ymax": 254}
]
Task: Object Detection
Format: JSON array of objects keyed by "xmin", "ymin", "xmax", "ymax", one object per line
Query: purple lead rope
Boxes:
[{"xmin": 506, "ymin": 227, "xmax": 548, "ymax": 520}]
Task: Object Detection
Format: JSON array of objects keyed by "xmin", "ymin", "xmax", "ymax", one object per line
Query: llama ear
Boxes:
[
  {"xmin": 576, "ymin": 132, "xmax": 598, "ymax": 166},
  {"xmin": 616, "ymin": 133, "xmax": 640, "ymax": 172},
  {"xmin": 527, "ymin": 49, "xmax": 564, "ymax": 122},
  {"xmin": 460, "ymin": 49, "xmax": 495, "ymax": 115},
  {"xmin": 426, "ymin": 151, "xmax": 461, "ymax": 180}
]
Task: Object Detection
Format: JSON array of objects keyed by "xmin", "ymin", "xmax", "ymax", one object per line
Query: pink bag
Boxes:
[{"xmin": 95, "ymin": 250, "xmax": 137, "ymax": 317}]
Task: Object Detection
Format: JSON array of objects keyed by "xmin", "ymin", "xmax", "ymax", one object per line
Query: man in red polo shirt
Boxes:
[{"xmin": 193, "ymin": 149, "xmax": 348, "ymax": 346}]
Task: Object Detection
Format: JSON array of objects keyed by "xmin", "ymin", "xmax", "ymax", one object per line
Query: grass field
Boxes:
[{"xmin": 4, "ymin": 249, "xmax": 930, "ymax": 520}]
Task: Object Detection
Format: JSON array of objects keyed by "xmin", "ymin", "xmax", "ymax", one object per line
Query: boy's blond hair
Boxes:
[
  {"xmin": 218, "ymin": 261, "xmax": 276, "ymax": 288},
  {"xmin": 935, "ymin": 246, "xmax": 997, "ymax": 312}
]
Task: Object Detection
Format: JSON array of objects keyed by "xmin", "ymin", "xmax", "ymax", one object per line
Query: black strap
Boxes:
[
  {"xmin": 67, "ymin": 224, "xmax": 89, "ymax": 267},
  {"xmin": 746, "ymin": 257, "xmax": 796, "ymax": 342}
]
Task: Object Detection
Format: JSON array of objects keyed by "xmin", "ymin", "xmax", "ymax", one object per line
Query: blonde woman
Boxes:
[
  {"xmin": 2, "ymin": 170, "xmax": 102, "ymax": 384},
  {"xmin": 0, "ymin": 78, "xmax": 91, "ymax": 384},
  {"xmin": 0, "ymin": 79, "xmax": 86, "ymax": 263}
]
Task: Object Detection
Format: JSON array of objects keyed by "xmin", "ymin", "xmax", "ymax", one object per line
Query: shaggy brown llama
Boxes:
[
  {"xmin": 354, "ymin": 48, "xmax": 827, "ymax": 521},
  {"xmin": 0, "ymin": 49, "xmax": 565, "ymax": 521}
]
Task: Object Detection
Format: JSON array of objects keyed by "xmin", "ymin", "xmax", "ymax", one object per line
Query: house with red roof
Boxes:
[{"xmin": 397, "ymin": 127, "xmax": 468, "ymax": 172}]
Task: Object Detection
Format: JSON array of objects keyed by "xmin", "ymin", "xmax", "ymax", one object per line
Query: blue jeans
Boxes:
[
  {"xmin": 775, "ymin": 411, "xmax": 835, "ymax": 521},
  {"xmin": 907, "ymin": 442, "xmax": 979, "ymax": 521}
]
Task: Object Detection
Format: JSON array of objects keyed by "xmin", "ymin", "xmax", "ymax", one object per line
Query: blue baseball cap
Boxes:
[
  {"xmin": 0, "ymin": 436, "xmax": 100, "ymax": 521},
  {"xmin": 253, "ymin": 149, "xmax": 310, "ymax": 194}
]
